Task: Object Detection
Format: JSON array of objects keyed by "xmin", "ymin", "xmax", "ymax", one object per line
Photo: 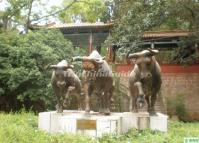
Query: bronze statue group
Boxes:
[{"xmin": 51, "ymin": 49, "xmax": 162, "ymax": 116}]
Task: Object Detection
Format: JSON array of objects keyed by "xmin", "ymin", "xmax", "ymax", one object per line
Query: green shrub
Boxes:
[
  {"xmin": 167, "ymin": 94, "xmax": 187, "ymax": 121},
  {"xmin": 0, "ymin": 29, "xmax": 80, "ymax": 111}
]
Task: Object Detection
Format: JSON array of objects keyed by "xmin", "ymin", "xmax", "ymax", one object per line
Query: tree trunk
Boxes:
[{"xmin": 25, "ymin": 0, "xmax": 34, "ymax": 33}]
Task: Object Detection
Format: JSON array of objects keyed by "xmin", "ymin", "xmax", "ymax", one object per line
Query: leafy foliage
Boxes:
[
  {"xmin": 0, "ymin": 29, "xmax": 75, "ymax": 111},
  {"xmin": 167, "ymin": 94, "xmax": 188, "ymax": 121},
  {"xmin": 59, "ymin": 0, "xmax": 112, "ymax": 23},
  {"xmin": 109, "ymin": 0, "xmax": 199, "ymax": 59},
  {"xmin": 0, "ymin": 0, "xmax": 35, "ymax": 31},
  {"xmin": 159, "ymin": 0, "xmax": 199, "ymax": 30},
  {"xmin": 99, "ymin": 121, "xmax": 199, "ymax": 143},
  {"xmin": 111, "ymin": 0, "xmax": 199, "ymax": 42},
  {"xmin": 111, "ymin": 0, "xmax": 168, "ymax": 45}
]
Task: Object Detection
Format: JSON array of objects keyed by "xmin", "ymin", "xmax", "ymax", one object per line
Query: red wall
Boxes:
[
  {"xmin": 115, "ymin": 64, "xmax": 199, "ymax": 73},
  {"xmin": 115, "ymin": 64, "xmax": 199, "ymax": 120}
]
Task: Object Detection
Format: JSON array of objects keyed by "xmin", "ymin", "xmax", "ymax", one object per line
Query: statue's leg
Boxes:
[
  {"xmin": 55, "ymin": 92, "xmax": 63, "ymax": 113},
  {"xmin": 96, "ymin": 90, "xmax": 103, "ymax": 113},
  {"xmin": 128, "ymin": 90, "xmax": 133, "ymax": 112},
  {"xmin": 80, "ymin": 93, "xmax": 84, "ymax": 111},
  {"xmin": 101, "ymin": 91, "xmax": 105, "ymax": 113},
  {"xmin": 84, "ymin": 83, "xmax": 93, "ymax": 113},
  {"xmin": 145, "ymin": 95, "xmax": 150, "ymax": 112},
  {"xmin": 134, "ymin": 82, "xmax": 144, "ymax": 96},
  {"xmin": 76, "ymin": 93, "xmax": 82, "ymax": 110},
  {"xmin": 104, "ymin": 91, "xmax": 111, "ymax": 115},
  {"xmin": 85, "ymin": 89, "xmax": 90, "ymax": 113},
  {"xmin": 85, "ymin": 96, "xmax": 90, "ymax": 113},
  {"xmin": 134, "ymin": 82, "xmax": 145, "ymax": 108},
  {"xmin": 129, "ymin": 88, "xmax": 138, "ymax": 112},
  {"xmin": 110, "ymin": 86, "xmax": 114, "ymax": 111},
  {"xmin": 76, "ymin": 94, "xmax": 81, "ymax": 110},
  {"xmin": 63, "ymin": 89, "xmax": 70, "ymax": 108},
  {"xmin": 129, "ymin": 95, "xmax": 133, "ymax": 112},
  {"xmin": 65, "ymin": 86, "xmax": 82, "ymax": 110},
  {"xmin": 132, "ymin": 95, "xmax": 138, "ymax": 112},
  {"xmin": 150, "ymin": 93, "xmax": 157, "ymax": 115}
]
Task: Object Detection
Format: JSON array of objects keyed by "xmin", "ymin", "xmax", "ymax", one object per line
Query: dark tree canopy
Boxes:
[
  {"xmin": 106, "ymin": 0, "xmax": 199, "ymax": 63},
  {"xmin": 0, "ymin": 29, "xmax": 75, "ymax": 111}
]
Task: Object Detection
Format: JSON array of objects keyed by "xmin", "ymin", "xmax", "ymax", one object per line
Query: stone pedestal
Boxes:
[{"xmin": 38, "ymin": 111, "xmax": 167, "ymax": 137}]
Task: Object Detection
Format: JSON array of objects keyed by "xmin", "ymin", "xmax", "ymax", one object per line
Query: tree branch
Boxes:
[
  {"xmin": 25, "ymin": 0, "xmax": 34, "ymax": 33},
  {"xmin": 31, "ymin": 0, "xmax": 88, "ymax": 22},
  {"xmin": 7, "ymin": 2, "xmax": 28, "ymax": 19}
]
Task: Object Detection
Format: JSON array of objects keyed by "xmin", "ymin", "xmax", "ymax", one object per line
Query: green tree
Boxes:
[
  {"xmin": 109, "ymin": 0, "xmax": 199, "ymax": 54},
  {"xmin": 158, "ymin": 0, "xmax": 199, "ymax": 30},
  {"xmin": 0, "ymin": 29, "xmax": 74, "ymax": 111},
  {"xmin": 59, "ymin": 0, "xmax": 111, "ymax": 23},
  {"xmin": 0, "ymin": 0, "xmax": 78, "ymax": 32},
  {"xmin": 0, "ymin": 0, "xmax": 42, "ymax": 32},
  {"xmin": 110, "ymin": 0, "xmax": 167, "ymax": 46},
  {"xmin": 0, "ymin": 0, "xmax": 29, "ymax": 31}
]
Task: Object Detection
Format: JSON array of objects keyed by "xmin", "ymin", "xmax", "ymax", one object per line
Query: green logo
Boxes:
[{"xmin": 184, "ymin": 138, "xmax": 199, "ymax": 143}]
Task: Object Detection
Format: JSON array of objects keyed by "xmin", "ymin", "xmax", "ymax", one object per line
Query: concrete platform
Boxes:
[{"xmin": 38, "ymin": 110, "xmax": 167, "ymax": 137}]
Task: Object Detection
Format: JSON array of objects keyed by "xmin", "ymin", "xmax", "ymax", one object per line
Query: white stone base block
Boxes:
[
  {"xmin": 150, "ymin": 113, "xmax": 168, "ymax": 132},
  {"xmin": 38, "ymin": 111, "xmax": 167, "ymax": 137}
]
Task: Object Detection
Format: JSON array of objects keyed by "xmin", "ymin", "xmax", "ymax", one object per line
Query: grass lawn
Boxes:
[{"xmin": 0, "ymin": 112, "xmax": 198, "ymax": 143}]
